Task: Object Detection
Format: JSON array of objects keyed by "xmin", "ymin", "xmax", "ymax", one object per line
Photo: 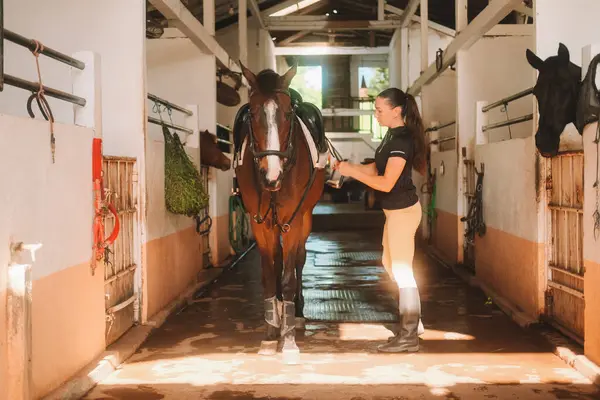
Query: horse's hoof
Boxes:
[
  {"xmin": 258, "ymin": 340, "xmax": 278, "ymax": 356},
  {"xmin": 295, "ymin": 317, "xmax": 306, "ymax": 330},
  {"xmin": 282, "ymin": 346, "xmax": 300, "ymax": 365}
]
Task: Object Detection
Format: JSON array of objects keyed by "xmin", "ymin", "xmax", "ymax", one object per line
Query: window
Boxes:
[
  {"xmin": 358, "ymin": 67, "xmax": 389, "ymax": 140},
  {"xmin": 289, "ymin": 66, "xmax": 322, "ymax": 108}
]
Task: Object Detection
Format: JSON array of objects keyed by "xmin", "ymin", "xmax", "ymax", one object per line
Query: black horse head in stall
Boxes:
[{"xmin": 526, "ymin": 43, "xmax": 582, "ymax": 157}]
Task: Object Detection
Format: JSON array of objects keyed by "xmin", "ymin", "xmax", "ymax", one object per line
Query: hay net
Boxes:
[{"xmin": 162, "ymin": 125, "xmax": 209, "ymax": 216}]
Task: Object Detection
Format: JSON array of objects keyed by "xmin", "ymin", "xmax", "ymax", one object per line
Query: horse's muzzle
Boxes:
[{"xmin": 263, "ymin": 178, "xmax": 282, "ymax": 192}]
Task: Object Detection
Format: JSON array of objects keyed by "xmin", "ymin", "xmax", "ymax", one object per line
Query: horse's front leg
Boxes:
[
  {"xmin": 252, "ymin": 221, "xmax": 281, "ymax": 355},
  {"xmin": 281, "ymin": 224, "xmax": 304, "ymax": 363}
]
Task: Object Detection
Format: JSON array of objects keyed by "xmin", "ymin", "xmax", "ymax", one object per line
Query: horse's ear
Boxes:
[
  {"xmin": 557, "ymin": 42, "xmax": 570, "ymax": 64},
  {"xmin": 526, "ymin": 49, "xmax": 543, "ymax": 70},
  {"xmin": 280, "ymin": 63, "xmax": 297, "ymax": 89},
  {"xmin": 239, "ymin": 61, "xmax": 257, "ymax": 89}
]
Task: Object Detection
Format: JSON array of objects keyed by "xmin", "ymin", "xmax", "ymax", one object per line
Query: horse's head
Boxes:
[
  {"xmin": 240, "ymin": 62, "xmax": 297, "ymax": 192},
  {"xmin": 526, "ymin": 43, "xmax": 581, "ymax": 157},
  {"xmin": 200, "ymin": 129, "xmax": 231, "ymax": 171}
]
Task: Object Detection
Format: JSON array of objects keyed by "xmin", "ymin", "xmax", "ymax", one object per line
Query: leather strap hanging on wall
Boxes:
[{"xmin": 91, "ymin": 138, "xmax": 120, "ymax": 275}]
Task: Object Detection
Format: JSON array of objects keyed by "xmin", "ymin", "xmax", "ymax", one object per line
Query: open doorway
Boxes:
[{"xmin": 290, "ymin": 66, "xmax": 322, "ymax": 108}]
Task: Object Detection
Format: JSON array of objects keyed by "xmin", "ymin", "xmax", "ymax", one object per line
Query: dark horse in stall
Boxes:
[
  {"xmin": 526, "ymin": 43, "xmax": 583, "ymax": 157},
  {"xmin": 233, "ymin": 63, "xmax": 326, "ymax": 359}
]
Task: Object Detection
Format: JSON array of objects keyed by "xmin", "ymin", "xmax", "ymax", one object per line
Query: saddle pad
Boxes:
[{"xmin": 236, "ymin": 116, "xmax": 330, "ymax": 169}]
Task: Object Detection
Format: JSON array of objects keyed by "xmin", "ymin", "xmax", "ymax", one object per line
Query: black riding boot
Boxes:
[
  {"xmin": 378, "ymin": 287, "xmax": 421, "ymax": 353},
  {"xmin": 387, "ymin": 287, "xmax": 424, "ymax": 341}
]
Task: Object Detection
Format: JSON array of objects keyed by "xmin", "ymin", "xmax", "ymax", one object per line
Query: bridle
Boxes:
[
  {"xmin": 247, "ymin": 89, "xmax": 297, "ymax": 172},
  {"xmin": 246, "ymin": 88, "xmax": 316, "ymax": 233}
]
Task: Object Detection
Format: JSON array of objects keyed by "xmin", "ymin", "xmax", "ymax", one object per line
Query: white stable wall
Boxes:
[
  {"xmin": 145, "ymin": 34, "xmax": 221, "ymax": 317},
  {"xmin": 0, "ymin": 1, "xmax": 145, "ymax": 398},
  {"xmin": 459, "ymin": 34, "xmax": 534, "ymax": 150},
  {"xmin": 0, "ymin": 116, "xmax": 99, "ymax": 399},
  {"xmin": 389, "ymin": 23, "xmax": 453, "ymax": 91},
  {"xmin": 216, "ymin": 20, "xmax": 275, "ymax": 130},
  {"xmin": 1, "ymin": 0, "xmax": 146, "ymax": 158}
]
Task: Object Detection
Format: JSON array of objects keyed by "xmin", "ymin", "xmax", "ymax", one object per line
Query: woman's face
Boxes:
[{"xmin": 375, "ymin": 96, "xmax": 402, "ymax": 128}]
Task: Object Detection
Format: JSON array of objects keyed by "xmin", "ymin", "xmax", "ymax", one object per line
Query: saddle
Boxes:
[{"xmin": 233, "ymin": 88, "xmax": 328, "ymax": 160}]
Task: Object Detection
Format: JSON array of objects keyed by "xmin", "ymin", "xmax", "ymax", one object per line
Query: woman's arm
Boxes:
[
  {"xmin": 353, "ymin": 162, "xmax": 378, "ymax": 176},
  {"xmin": 337, "ymin": 158, "xmax": 406, "ymax": 193}
]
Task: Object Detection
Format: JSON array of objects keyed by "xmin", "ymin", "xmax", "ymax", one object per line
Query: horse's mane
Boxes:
[{"xmin": 255, "ymin": 69, "xmax": 281, "ymax": 96}]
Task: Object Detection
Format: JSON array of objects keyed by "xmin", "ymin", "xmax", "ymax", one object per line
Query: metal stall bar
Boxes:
[
  {"xmin": 482, "ymin": 113, "xmax": 533, "ymax": 132},
  {"xmin": 425, "ymin": 120, "xmax": 456, "ymax": 133},
  {"xmin": 482, "ymin": 87, "xmax": 533, "ymax": 112},
  {"xmin": 3, "ymin": 29, "xmax": 85, "ymax": 70},
  {"xmin": 147, "ymin": 116, "xmax": 193, "ymax": 134},
  {"xmin": 430, "ymin": 136, "xmax": 456, "ymax": 145},
  {"xmin": 4, "ymin": 74, "xmax": 86, "ymax": 106},
  {"xmin": 148, "ymin": 93, "xmax": 193, "ymax": 116}
]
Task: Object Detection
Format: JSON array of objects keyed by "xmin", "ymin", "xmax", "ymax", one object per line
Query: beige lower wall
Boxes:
[
  {"xmin": 213, "ymin": 214, "xmax": 232, "ymax": 265},
  {"xmin": 475, "ymin": 225, "xmax": 544, "ymax": 319},
  {"xmin": 146, "ymin": 227, "xmax": 203, "ymax": 319},
  {"xmin": 585, "ymin": 260, "xmax": 600, "ymax": 366},
  {"xmin": 432, "ymin": 209, "xmax": 460, "ymax": 265},
  {"xmin": 0, "ymin": 287, "xmax": 6, "ymax": 399},
  {"xmin": 32, "ymin": 261, "xmax": 105, "ymax": 399}
]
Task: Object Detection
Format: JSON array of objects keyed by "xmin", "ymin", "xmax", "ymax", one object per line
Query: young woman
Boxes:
[{"xmin": 334, "ymin": 87, "xmax": 426, "ymax": 353}]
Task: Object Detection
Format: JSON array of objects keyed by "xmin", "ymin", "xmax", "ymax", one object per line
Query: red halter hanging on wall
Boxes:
[{"xmin": 91, "ymin": 138, "xmax": 120, "ymax": 275}]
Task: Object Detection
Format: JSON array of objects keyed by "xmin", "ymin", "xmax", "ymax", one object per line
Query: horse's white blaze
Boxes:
[{"xmin": 264, "ymin": 100, "xmax": 282, "ymax": 182}]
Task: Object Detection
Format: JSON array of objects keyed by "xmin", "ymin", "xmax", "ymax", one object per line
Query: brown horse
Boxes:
[
  {"xmin": 235, "ymin": 63, "xmax": 325, "ymax": 359},
  {"xmin": 200, "ymin": 129, "xmax": 231, "ymax": 171}
]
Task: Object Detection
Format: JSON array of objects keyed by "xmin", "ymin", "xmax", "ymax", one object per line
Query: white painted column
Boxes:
[
  {"xmin": 420, "ymin": 0, "xmax": 428, "ymax": 73},
  {"xmin": 204, "ymin": 0, "xmax": 215, "ymax": 35},
  {"xmin": 400, "ymin": 28, "xmax": 409, "ymax": 91},
  {"xmin": 239, "ymin": 0, "xmax": 248, "ymax": 65},
  {"xmin": 455, "ymin": 0, "xmax": 468, "ymax": 33},
  {"xmin": 475, "ymin": 101, "xmax": 490, "ymax": 146},
  {"xmin": 184, "ymin": 104, "xmax": 200, "ymax": 148},
  {"xmin": 71, "ymin": 51, "xmax": 102, "ymax": 136}
]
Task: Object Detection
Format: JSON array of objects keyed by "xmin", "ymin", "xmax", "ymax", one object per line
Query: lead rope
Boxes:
[{"xmin": 28, "ymin": 40, "xmax": 56, "ymax": 163}]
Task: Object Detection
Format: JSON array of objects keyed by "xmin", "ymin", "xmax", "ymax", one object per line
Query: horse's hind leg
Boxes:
[{"xmin": 294, "ymin": 212, "xmax": 313, "ymax": 330}]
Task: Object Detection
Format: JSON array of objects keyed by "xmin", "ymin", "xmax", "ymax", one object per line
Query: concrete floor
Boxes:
[{"xmin": 83, "ymin": 230, "xmax": 600, "ymax": 400}]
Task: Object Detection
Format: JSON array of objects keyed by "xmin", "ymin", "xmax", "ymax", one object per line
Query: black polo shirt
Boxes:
[{"xmin": 373, "ymin": 126, "xmax": 419, "ymax": 210}]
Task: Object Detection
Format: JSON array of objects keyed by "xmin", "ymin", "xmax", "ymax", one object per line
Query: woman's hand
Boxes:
[{"xmin": 333, "ymin": 161, "xmax": 353, "ymax": 177}]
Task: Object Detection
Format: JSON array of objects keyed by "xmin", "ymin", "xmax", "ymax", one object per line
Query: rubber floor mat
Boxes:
[
  {"xmin": 303, "ymin": 300, "xmax": 396, "ymax": 322},
  {"xmin": 303, "ymin": 289, "xmax": 363, "ymax": 301}
]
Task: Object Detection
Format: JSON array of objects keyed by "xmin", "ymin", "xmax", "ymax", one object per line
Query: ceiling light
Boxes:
[
  {"xmin": 333, "ymin": 9, "xmax": 338, "ymax": 14},
  {"xmin": 326, "ymin": 12, "xmax": 330, "ymax": 16}
]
